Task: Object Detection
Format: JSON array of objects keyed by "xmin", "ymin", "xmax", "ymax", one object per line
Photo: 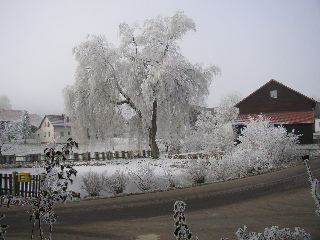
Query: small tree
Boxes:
[
  {"xmin": 0, "ymin": 95, "xmax": 12, "ymax": 110},
  {"xmin": 0, "ymin": 121, "xmax": 20, "ymax": 156},
  {"xmin": 29, "ymin": 139, "xmax": 78, "ymax": 240},
  {"xmin": 19, "ymin": 110, "xmax": 31, "ymax": 144}
]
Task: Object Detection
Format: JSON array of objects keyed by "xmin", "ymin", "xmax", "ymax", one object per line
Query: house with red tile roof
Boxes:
[
  {"xmin": 36, "ymin": 115, "xmax": 72, "ymax": 144},
  {"xmin": 234, "ymin": 79, "xmax": 317, "ymax": 144}
]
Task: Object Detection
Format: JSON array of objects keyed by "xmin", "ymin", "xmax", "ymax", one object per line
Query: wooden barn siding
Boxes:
[
  {"xmin": 238, "ymin": 81, "xmax": 315, "ymax": 114},
  {"xmin": 280, "ymin": 123, "xmax": 314, "ymax": 144}
]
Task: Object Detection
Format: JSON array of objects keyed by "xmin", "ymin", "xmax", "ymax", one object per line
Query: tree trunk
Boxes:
[{"xmin": 149, "ymin": 100, "xmax": 160, "ymax": 159}]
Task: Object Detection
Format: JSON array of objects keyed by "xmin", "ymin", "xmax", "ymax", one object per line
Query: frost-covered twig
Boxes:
[
  {"xmin": 236, "ymin": 225, "xmax": 311, "ymax": 240},
  {"xmin": 173, "ymin": 201, "xmax": 193, "ymax": 240},
  {"xmin": 304, "ymin": 158, "xmax": 320, "ymax": 217},
  {"xmin": 0, "ymin": 214, "xmax": 8, "ymax": 240}
]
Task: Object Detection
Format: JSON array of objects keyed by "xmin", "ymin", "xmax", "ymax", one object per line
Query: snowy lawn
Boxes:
[
  {"xmin": 1, "ymin": 140, "xmax": 320, "ymax": 199},
  {"xmin": 0, "ymin": 157, "xmax": 188, "ymax": 198}
]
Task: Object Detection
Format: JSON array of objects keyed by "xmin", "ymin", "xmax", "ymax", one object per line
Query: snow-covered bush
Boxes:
[
  {"xmin": 129, "ymin": 163, "xmax": 158, "ymax": 191},
  {"xmin": 163, "ymin": 166, "xmax": 176, "ymax": 188},
  {"xmin": 208, "ymin": 149, "xmax": 249, "ymax": 182},
  {"xmin": 237, "ymin": 116, "xmax": 300, "ymax": 170},
  {"xmin": 106, "ymin": 170, "xmax": 129, "ymax": 194},
  {"xmin": 236, "ymin": 225, "xmax": 311, "ymax": 240},
  {"xmin": 184, "ymin": 159, "xmax": 209, "ymax": 184},
  {"xmin": 81, "ymin": 170, "xmax": 106, "ymax": 196}
]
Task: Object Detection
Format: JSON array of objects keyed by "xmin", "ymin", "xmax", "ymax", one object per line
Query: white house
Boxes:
[{"xmin": 36, "ymin": 115, "xmax": 72, "ymax": 144}]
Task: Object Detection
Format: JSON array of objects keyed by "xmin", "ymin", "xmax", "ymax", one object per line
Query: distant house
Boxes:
[
  {"xmin": 234, "ymin": 79, "xmax": 317, "ymax": 144},
  {"xmin": 0, "ymin": 109, "xmax": 42, "ymax": 132},
  {"xmin": 36, "ymin": 115, "xmax": 72, "ymax": 144}
]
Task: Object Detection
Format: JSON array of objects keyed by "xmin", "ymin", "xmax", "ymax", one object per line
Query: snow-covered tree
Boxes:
[
  {"xmin": 64, "ymin": 10, "xmax": 220, "ymax": 158},
  {"xmin": 0, "ymin": 95, "xmax": 12, "ymax": 110},
  {"xmin": 19, "ymin": 110, "xmax": 31, "ymax": 144},
  {"xmin": 214, "ymin": 91, "xmax": 241, "ymax": 125},
  {"xmin": 0, "ymin": 121, "xmax": 20, "ymax": 155},
  {"xmin": 192, "ymin": 92, "xmax": 241, "ymax": 152}
]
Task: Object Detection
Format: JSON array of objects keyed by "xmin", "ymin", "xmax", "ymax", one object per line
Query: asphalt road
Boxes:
[{"xmin": 2, "ymin": 158, "xmax": 320, "ymax": 240}]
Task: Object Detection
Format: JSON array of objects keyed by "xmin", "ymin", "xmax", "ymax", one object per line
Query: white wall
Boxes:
[
  {"xmin": 315, "ymin": 119, "xmax": 320, "ymax": 132},
  {"xmin": 36, "ymin": 116, "xmax": 54, "ymax": 143},
  {"xmin": 54, "ymin": 126, "xmax": 72, "ymax": 144}
]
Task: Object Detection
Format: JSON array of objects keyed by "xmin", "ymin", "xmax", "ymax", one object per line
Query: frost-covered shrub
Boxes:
[
  {"xmin": 129, "ymin": 164, "xmax": 158, "ymax": 191},
  {"xmin": 162, "ymin": 166, "xmax": 176, "ymax": 188},
  {"xmin": 106, "ymin": 170, "xmax": 129, "ymax": 194},
  {"xmin": 185, "ymin": 159, "xmax": 209, "ymax": 184},
  {"xmin": 237, "ymin": 116, "xmax": 300, "ymax": 168},
  {"xmin": 209, "ymin": 149, "xmax": 249, "ymax": 182},
  {"xmin": 236, "ymin": 225, "xmax": 311, "ymax": 240},
  {"xmin": 81, "ymin": 170, "xmax": 106, "ymax": 196}
]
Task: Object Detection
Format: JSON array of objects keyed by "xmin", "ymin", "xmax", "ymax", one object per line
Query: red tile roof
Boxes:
[{"xmin": 234, "ymin": 111, "xmax": 314, "ymax": 125}]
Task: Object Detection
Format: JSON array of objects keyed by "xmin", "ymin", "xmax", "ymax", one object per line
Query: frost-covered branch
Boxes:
[{"xmin": 304, "ymin": 158, "xmax": 320, "ymax": 217}]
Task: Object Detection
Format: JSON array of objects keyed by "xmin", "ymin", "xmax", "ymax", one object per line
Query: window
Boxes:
[
  {"xmin": 44, "ymin": 132, "xmax": 46, "ymax": 137},
  {"xmin": 48, "ymin": 132, "xmax": 50, "ymax": 137},
  {"xmin": 44, "ymin": 122, "xmax": 46, "ymax": 127},
  {"xmin": 47, "ymin": 122, "xmax": 50, "ymax": 127},
  {"xmin": 60, "ymin": 132, "xmax": 64, "ymax": 137},
  {"xmin": 68, "ymin": 131, "xmax": 71, "ymax": 135},
  {"xmin": 270, "ymin": 90, "xmax": 277, "ymax": 98}
]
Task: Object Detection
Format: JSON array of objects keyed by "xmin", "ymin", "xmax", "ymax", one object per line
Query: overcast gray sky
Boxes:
[{"xmin": 1, "ymin": 0, "xmax": 319, "ymax": 117}]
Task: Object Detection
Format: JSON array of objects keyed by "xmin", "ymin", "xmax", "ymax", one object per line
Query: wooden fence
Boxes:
[
  {"xmin": 0, "ymin": 172, "xmax": 41, "ymax": 198},
  {"xmin": 0, "ymin": 150, "xmax": 152, "ymax": 164}
]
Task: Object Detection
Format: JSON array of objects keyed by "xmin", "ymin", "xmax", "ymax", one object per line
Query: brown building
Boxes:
[{"xmin": 234, "ymin": 79, "xmax": 317, "ymax": 144}]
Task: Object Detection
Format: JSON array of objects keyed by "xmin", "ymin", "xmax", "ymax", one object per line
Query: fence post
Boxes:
[{"xmin": 12, "ymin": 171, "xmax": 17, "ymax": 197}]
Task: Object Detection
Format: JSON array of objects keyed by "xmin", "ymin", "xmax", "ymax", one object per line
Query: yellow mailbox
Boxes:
[{"xmin": 18, "ymin": 172, "xmax": 31, "ymax": 182}]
